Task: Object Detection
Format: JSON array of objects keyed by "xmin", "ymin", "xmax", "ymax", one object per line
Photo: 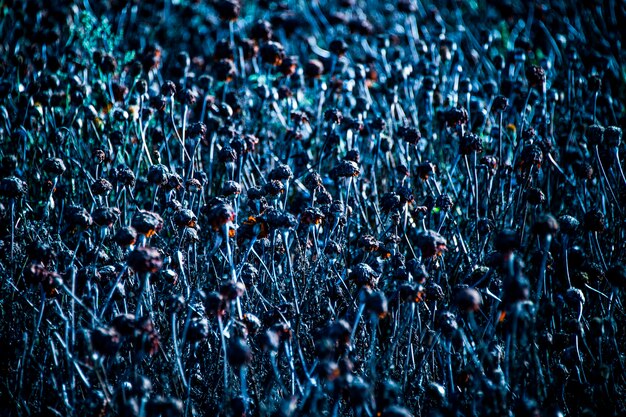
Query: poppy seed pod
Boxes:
[
  {"xmin": 526, "ymin": 65, "xmax": 546, "ymax": 88},
  {"xmin": 127, "ymin": 247, "xmax": 163, "ymax": 274},
  {"xmin": 262, "ymin": 179, "xmax": 284, "ymax": 197},
  {"xmin": 222, "ymin": 180, "xmax": 242, "ymax": 197},
  {"xmin": 558, "ymin": 215, "xmax": 579, "ymax": 236},
  {"xmin": 586, "ymin": 124, "xmax": 604, "ymax": 146},
  {"xmin": 160, "ymin": 80, "xmax": 177, "ymax": 97},
  {"xmin": 187, "ymin": 122, "xmax": 207, "ymax": 139},
  {"xmin": 132, "ymin": 211, "xmax": 164, "ymax": 237},
  {"xmin": 42, "ymin": 157, "xmax": 66, "ymax": 176},
  {"xmin": 0, "ymin": 176, "xmax": 27, "ymax": 198},
  {"xmin": 526, "ymin": 187, "xmax": 546, "ymax": 205},
  {"xmin": 173, "ymin": 209, "xmax": 197, "ymax": 228},
  {"xmin": 66, "ymin": 206, "xmax": 93, "ymax": 229},
  {"xmin": 207, "ymin": 202, "xmax": 236, "ymax": 231},
  {"xmin": 330, "ymin": 160, "xmax": 360, "ymax": 178},
  {"xmin": 436, "ymin": 310, "xmax": 458, "ymax": 337},
  {"xmin": 91, "ymin": 327, "xmax": 122, "ymax": 356},
  {"xmin": 187, "ymin": 318, "xmax": 209, "ymax": 343},
  {"xmin": 329, "ymin": 39, "xmax": 348, "ymax": 57},
  {"xmin": 147, "ymin": 164, "xmax": 169, "ymax": 186},
  {"xmin": 215, "ymin": 0, "xmax": 241, "ymax": 21},
  {"xmin": 93, "ymin": 207, "xmax": 121, "ymax": 227},
  {"xmin": 304, "ymin": 59, "xmax": 324, "ymax": 79},
  {"xmin": 454, "ymin": 286, "xmax": 482, "ymax": 312},
  {"xmin": 444, "ymin": 106, "xmax": 469, "ymax": 127},
  {"xmin": 604, "ymin": 126, "xmax": 622, "ymax": 148},
  {"xmin": 564, "ymin": 287, "xmax": 585, "ymax": 308},
  {"xmin": 214, "ymin": 59, "xmax": 237, "ymax": 82},
  {"xmin": 459, "ymin": 132, "xmax": 483, "ymax": 154},
  {"xmin": 492, "ymin": 95, "xmax": 509, "ymax": 112},
  {"xmin": 218, "ymin": 146, "xmax": 237, "ymax": 164},
  {"xmin": 220, "ymin": 280, "xmax": 245, "ymax": 301},
  {"xmin": 259, "ymin": 41, "xmax": 285, "ymax": 66},
  {"xmin": 415, "ymin": 230, "xmax": 447, "ymax": 258},
  {"xmin": 583, "ymin": 209, "xmax": 606, "ymax": 233},
  {"xmin": 91, "ymin": 178, "xmax": 113, "ymax": 195},
  {"xmin": 114, "ymin": 226, "xmax": 137, "ymax": 247},
  {"xmin": 518, "ymin": 145, "xmax": 543, "ymax": 171},
  {"xmin": 435, "ymin": 194, "xmax": 454, "ymax": 211},
  {"xmin": 398, "ymin": 125, "xmax": 421, "ymax": 145},
  {"xmin": 350, "ymin": 263, "xmax": 380, "ymax": 287},
  {"xmin": 114, "ymin": 165, "xmax": 136, "ymax": 188},
  {"xmin": 574, "ymin": 161, "xmax": 594, "ymax": 180},
  {"xmin": 268, "ymin": 164, "xmax": 293, "ymax": 182}
]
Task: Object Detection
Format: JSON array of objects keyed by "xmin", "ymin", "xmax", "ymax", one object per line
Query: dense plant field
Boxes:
[{"xmin": 1, "ymin": 0, "xmax": 625, "ymax": 416}]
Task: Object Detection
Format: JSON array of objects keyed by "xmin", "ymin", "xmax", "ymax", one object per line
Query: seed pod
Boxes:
[
  {"xmin": 604, "ymin": 126, "xmax": 622, "ymax": 148},
  {"xmin": 586, "ymin": 124, "xmax": 604, "ymax": 146},
  {"xmin": 565, "ymin": 287, "xmax": 585, "ymax": 308},
  {"xmin": 435, "ymin": 194, "xmax": 454, "ymax": 211},
  {"xmin": 304, "ymin": 59, "xmax": 324, "ymax": 79},
  {"xmin": 518, "ymin": 144, "xmax": 543, "ymax": 171},
  {"xmin": 262, "ymin": 179, "xmax": 284, "ymax": 197},
  {"xmin": 114, "ymin": 226, "xmax": 137, "ymax": 247},
  {"xmin": 459, "ymin": 132, "xmax": 483, "ymax": 154},
  {"xmin": 415, "ymin": 230, "xmax": 447, "ymax": 258},
  {"xmin": 160, "ymin": 80, "xmax": 177, "ymax": 97},
  {"xmin": 526, "ymin": 65, "xmax": 546, "ymax": 88},
  {"xmin": 173, "ymin": 209, "xmax": 197, "ymax": 228},
  {"xmin": 454, "ymin": 286, "xmax": 482, "ymax": 312},
  {"xmin": 214, "ymin": 59, "xmax": 237, "ymax": 82},
  {"xmin": 574, "ymin": 161, "xmax": 594, "ymax": 180},
  {"xmin": 583, "ymin": 209, "xmax": 606, "ymax": 233},
  {"xmin": 268, "ymin": 164, "xmax": 293, "ymax": 182},
  {"xmin": 532, "ymin": 213, "xmax": 559, "ymax": 236},
  {"xmin": 114, "ymin": 165, "xmax": 136, "ymax": 188},
  {"xmin": 492, "ymin": 95, "xmax": 509, "ymax": 112},
  {"xmin": 526, "ymin": 187, "xmax": 546, "ymax": 205},
  {"xmin": 206, "ymin": 202, "xmax": 235, "ymax": 231},
  {"xmin": 350, "ymin": 263, "xmax": 379, "ymax": 287},
  {"xmin": 436, "ymin": 311, "xmax": 458, "ymax": 337},
  {"xmin": 444, "ymin": 106, "xmax": 469, "ymax": 127},
  {"xmin": 330, "ymin": 160, "xmax": 360, "ymax": 178},
  {"xmin": 91, "ymin": 327, "xmax": 122, "ymax": 356},
  {"xmin": 147, "ymin": 164, "xmax": 169, "ymax": 186},
  {"xmin": 93, "ymin": 207, "xmax": 121, "ymax": 227},
  {"xmin": 329, "ymin": 38, "xmax": 348, "ymax": 56},
  {"xmin": 66, "ymin": 205, "xmax": 93, "ymax": 229},
  {"xmin": 220, "ymin": 280, "xmax": 245, "ymax": 301},
  {"xmin": 187, "ymin": 318, "xmax": 209, "ymax": 343},
  {"xmin": 259, "ymin": 41, "xmax": 285, "ymax": 66},
  {"xmin": 91, "ymin": 178, "xmax": 113, "ymax": 195},
  {"xmin": 215, "ymin": 0, "xmax": 241, "ymax": 21},
  {"xmin": 0, "ymin": 176, "xmax": 27, "ymax": 198},
  {"xmin": 132, "ymin": 210, "xmax": 164, "ymax": 237},
  {"xmin": 42, "ymin": 157, "xmax": 66, "ymax": 176},
  {"xmin": 127, "ymin": 247, "xmax": 163, "ymax": 273},
  {"xmin": 397, "ymin": 125, "xmax": 421, "ymax": 145}
]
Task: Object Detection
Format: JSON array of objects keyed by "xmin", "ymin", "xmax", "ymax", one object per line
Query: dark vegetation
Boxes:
[{"xmin": 1, "ymin": 0, "xmax": 626, "ymax": 416}]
